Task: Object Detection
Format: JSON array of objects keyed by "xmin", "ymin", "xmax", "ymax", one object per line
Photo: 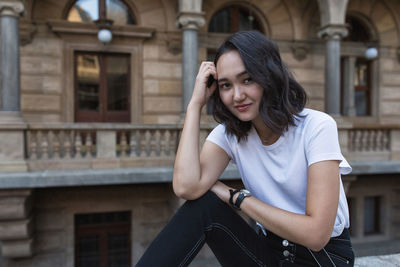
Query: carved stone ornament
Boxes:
[
  {"xmin": 19, "ymin": 20, "xmax": 37, "ymax": 46},
  {"xmin": 177, "ymin": 12, "xmax": 205, "ymax": 30},
  {"xmin": 291, "ymin": 43, "xmax": 309, "ymax": 61},
  {"xmin": 0, "ymin": 1, "xmax": 24, "ymax": 17},
  {"xmin": 317, "ymin": 24, "xmax": 348, "ymax": 40}
]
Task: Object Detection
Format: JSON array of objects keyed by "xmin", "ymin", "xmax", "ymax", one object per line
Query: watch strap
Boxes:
[
  {"xmin": 234, "ymin": 190, "xmax": 251, "ymax": 210},
  {"xmin": 229, "ymin": 189, "xmax": 241, "ymax": 206},
  {"xmin": 233, "ymin": 192, "xmax": 246, "ymax": 210}
]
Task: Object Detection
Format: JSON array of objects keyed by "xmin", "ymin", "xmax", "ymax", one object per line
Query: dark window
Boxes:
[
  {"xmin": 341, "ymin": 15, "xmax": 373, "ymax": 116},
  {"xmin": 75, "ymin": 211, "xmax": 131, "ymax": 267},
  {"xmin": 67, "ymin": 0, "xmax": 135, "ymax": 25},
  {"xmin": 75, "ymin": 52, "xmax": 130, "ymax": 122},
  {"xmin": 354, "ymin": 59, "xmax": 371, "ymax": 116},
  {"xmin": 344, "ymin": 16, "xmax": 372, "ymax": 42},
  {"xmin": 364, "ymin": 196, "xmax": 381, "ymax": 235},
  {"xmin": 208, "ymin": 6, "xmax": 263, "ymax": 33}
]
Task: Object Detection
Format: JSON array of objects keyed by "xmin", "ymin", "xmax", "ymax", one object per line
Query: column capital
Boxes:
[
  {"xmin": 317, "ymin": 24, "xmax": 348, "ymax": 40},
  {"xmin": 177, "ymin": 11, "xmax": 205, "ymax": 30},
  {"xmin": 0, "ymin": 1, "xmax": 24, "ymax": 17}
]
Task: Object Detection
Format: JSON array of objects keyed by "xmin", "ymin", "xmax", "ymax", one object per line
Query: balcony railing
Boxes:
[
  {"xmin": 0, "ymin": 123, "xmax": 395, "ymax": 172},
  {"xmin": 339, "ymin": 125, "xmax": 400, "ymax": 162},
  {"xmin": 24, "ymin": 123, "xmax": 213, "ymax": 171}
]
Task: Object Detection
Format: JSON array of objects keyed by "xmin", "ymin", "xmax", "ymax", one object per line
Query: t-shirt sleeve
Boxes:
[
  {"xmin": 306, "ymin": 116, "xmax": 352, "ymax": 175},
  {"xmin": 206, "ymin": 124, "xmax": 235, "ymax": 163}
]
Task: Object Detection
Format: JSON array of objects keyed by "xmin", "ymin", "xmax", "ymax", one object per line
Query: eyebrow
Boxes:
[{"xmin": 217, "ymin": 71, "xmax": 248, "ymax": 83}]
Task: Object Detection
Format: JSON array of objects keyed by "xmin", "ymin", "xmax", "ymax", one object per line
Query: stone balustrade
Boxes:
[
  {"xmin": 23, "ymin": 123, "xmax": 213, "ymax": 171},
  {"xmin": 0, "ymin": 123, "xmax": 397, "ymax": 172},
  {"xmin": 340, "ymin": 125, "xmax": 400, "ymax": 161}
]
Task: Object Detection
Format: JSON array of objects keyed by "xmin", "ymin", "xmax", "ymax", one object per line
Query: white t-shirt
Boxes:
[{"xmin": 206, "ymin": 108, "xmax": 352, "ymax": 237}]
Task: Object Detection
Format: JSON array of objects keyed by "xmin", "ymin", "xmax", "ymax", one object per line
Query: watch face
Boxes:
[{"xmin": 241, "ymin": 189, "xmax": 251, "ymax": 196}]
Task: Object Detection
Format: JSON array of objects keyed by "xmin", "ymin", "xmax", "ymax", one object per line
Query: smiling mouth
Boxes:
[{"xmin": 235, "ymin": 104, "xmax": 251, "ymax": 111}]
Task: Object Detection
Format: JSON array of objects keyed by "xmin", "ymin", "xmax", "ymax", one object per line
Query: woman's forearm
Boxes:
[{"xmin": 172, "ymin": 102, "xmax": 203, "ymax": 198}]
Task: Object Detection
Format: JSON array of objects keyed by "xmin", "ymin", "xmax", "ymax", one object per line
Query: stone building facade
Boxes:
[{"xmin": 0, "ymin": 0, "xmax": 400, "ymax": 266}]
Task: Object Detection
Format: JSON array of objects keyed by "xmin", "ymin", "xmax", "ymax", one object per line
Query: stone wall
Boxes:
[
  {"xmin": 20, "ymin": 36, "xmax": 63, "ymax": 122},
  {"xmin": 0, "ymin": 180, "xmax": 244, "ymax": 266},
  {"xmin": 346, "ymin": 174, "xmax": 400, "ymax": 244},
  {"xmin": 2, "ymin": 184, "xmax": 178, "ymax": 267}
]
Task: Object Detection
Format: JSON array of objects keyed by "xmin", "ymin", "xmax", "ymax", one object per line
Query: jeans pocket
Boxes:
[{"xmin": 327, "ymin": 252, "xmax": 351, "ymax": 265}]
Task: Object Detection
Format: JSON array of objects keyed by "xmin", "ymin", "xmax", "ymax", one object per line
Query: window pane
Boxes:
[
  {"xmin": 108, "ymin": 233, "xmax": 130, "ymax": 267},
  {"xmin": 355, "ymin": 62, "xmax": 368, "ymax": 87},
  {"xmin": 76, "ymin": 54, "xmax": 100, "ymax": 111},
  {"xmin": 364, "ymin": 196, "xmax": 381, "ymax": 235},
  {"xmin": 75, "ymin": 212, "xmax": 131, "ymax": 267},
  {"xmin": 106, "ymin": 55, "xmax": 129, "ymax": 111},
  {"xmin": 209, "ymin": 6, "xmax": 262, "ymax": 33},
  {"xmin": 106, "ymin": 0, "xmax": 135, "ymax": 25},
  {"xmin": 76, "ymin": 211, "xmax": 131, "ymax": 226},
  {"xmin": 209, "ymin": 8, "xmax": 232, "ymax": 33},
  {"xmin": 355, "ymin": 91, "xmax": 368, "ymax": 116},
  {"xmin": 239, "ymin": 9, "xmax": 260, "ymax": 31},
  {"xmin": 77, "ymin": 236, "xmax": 100, "ymax": 267},
  {"xmin": 67, "ymin": 0, "xmax": 99, "ymax": 23},
  {"xmin": 344, "ymin": 16, "xmax": 372, "ymax": 42}
]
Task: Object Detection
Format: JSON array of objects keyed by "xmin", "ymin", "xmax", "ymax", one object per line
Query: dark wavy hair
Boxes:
[{"xmin": 210, "ymin": 31, "xmax": 307, "ymax": 141}]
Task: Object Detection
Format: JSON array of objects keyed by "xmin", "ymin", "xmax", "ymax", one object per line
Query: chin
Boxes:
[{"xmin": 233, "ymin": 113, "xmax": 256, "ymax": 122}]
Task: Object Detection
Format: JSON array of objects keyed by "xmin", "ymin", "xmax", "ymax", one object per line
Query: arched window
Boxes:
[
  {"xmin": 67, "ymin": 0, "xmax": 135, "ymax": 25},
  {"xmin": 341, "ymin": 15, "xmax": 375, "ymax": 117},
  {"xmin": 344, "ymin": 16, "xmax": 372, "ymax": 43},
  {"xmin": 208, "ymin": 5, "xmax": 263, "ymax": 33}
]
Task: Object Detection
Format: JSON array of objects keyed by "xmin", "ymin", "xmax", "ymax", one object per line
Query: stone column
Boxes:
[
  {"xmin": 318, "ymin": 25, "xmax": 348, "ymax": 115},
  {"xmin": 0, "ymin": 1, "xmax": 27, "ymax": 172},
  {"xmin": 0, "ymin": 1, "xmax": 24, "ymax": 114},
  {"xmin": 342, "ymin": 56, "xmax": 356, "ymax": 116},
  {"xmin": 177, "ymin": 12, "xmax": 205, "ymax": 112}
]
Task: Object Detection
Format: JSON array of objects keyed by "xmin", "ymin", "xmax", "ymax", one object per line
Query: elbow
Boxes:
[
  {"xmin": 307, "ymin": 231, "xmax": 331, "ymax": 252},
  {"xmin": 173, "ymin": 185, "xmax": 193, "ymax": 200},
  {"xmin": 172, "ymin": 176, "xmax": 199, "ymax": 200}
]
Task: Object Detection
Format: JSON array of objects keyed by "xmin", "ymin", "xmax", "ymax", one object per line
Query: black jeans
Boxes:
[{"xmin": 136, "ymin": 191, "xmax": 354, "ymax": 267}]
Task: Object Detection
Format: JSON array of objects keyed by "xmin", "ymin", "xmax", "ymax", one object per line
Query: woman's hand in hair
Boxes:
[{"xmin": 190, "ymin": 61, "xmax": 217, "ymax": 108}]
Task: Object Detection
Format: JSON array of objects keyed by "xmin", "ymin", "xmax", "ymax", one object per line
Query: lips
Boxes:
[{"xmin": 235, "ymin": 104, "xmax": 251, "ymax": 111}]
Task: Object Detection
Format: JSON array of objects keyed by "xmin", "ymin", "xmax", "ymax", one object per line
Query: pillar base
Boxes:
[
  {"xmin": 0, "ymin": 111, "xmax": 26, "ymax": 127},
  {"xmin": 0, "ymin": 160, "xmax": 28, "ymax": 172},
  {"xmin": 0, "ymin": 112, "xmax": 28, "ymax": 172}
]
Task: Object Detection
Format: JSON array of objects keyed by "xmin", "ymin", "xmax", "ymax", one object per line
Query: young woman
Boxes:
[{"xmin": 137, "ymin": 31, "xmax": 354, "ymax": 267}]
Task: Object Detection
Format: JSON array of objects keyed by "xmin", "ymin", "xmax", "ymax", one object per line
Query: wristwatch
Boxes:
[{"xmin": 232, "ymin": 189, "xmax": 252, "ymax": 210}]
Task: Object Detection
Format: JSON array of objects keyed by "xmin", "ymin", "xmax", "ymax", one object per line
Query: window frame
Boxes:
[
  {"xmin": 74, "ymin": 51, "xmax": 131, "ymax": 123},
  {"xmin": 65, "ymin": 0, "xmax": 136, "ymax": 25},
  {"xmin": 75, "ymin": 211, "xmax": 132, "ymax": 267}
]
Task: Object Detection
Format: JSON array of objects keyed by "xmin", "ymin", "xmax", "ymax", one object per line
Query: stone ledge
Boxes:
[
  {"xmin": 355, "ymin": 253, "xmax": 400, "ymax": 267},
  {"xmin": 0, "ymin": 161, "xmax": 398, "ymax": 189}
]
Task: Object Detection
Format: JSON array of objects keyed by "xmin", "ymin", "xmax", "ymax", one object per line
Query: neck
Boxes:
[{"xmin": 252, "ymin": 115, "xmax": 279, "ymax": 145}]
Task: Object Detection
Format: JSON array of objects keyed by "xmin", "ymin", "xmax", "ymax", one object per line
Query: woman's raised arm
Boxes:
[{"xmin": 173, "ymin": 62, "xmax": 230, "ymax": 200}]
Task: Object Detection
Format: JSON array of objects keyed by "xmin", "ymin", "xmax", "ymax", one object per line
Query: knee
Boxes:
[{"xmin": 183, "ymin": 191, "xmax": 226, "ymax": 213}]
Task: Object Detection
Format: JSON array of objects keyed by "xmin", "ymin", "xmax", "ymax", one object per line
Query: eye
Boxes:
[
  {"xmin": 219, "ymin": 83, "xmax": 231, "ymax": 90},
  {"xmin": 243, "ymin": 77, "xmax": 253, "ymax": 84}
]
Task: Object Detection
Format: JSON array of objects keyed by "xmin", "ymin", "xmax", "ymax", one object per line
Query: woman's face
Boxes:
[{"xmin": 216, "ymin": 50, "xmax": 263, "ymax": 122}]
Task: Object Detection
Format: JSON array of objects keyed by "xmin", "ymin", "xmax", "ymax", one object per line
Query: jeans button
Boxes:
[
  {"xmin": 283, "ymin": 250, "xmax": 290, "ymax": 257},
  {"xmin": 282, "ymin": 239, "xmax": 289, "ymax": 247}
]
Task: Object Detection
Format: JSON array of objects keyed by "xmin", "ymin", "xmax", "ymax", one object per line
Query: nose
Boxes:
[{"xmin": 233, "ymin": 85, "xmax": 245, "ymax": 102}]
